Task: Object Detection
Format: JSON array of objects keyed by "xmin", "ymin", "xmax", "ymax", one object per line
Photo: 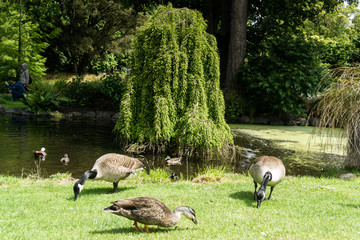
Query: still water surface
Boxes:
[
  {"xmin": 0, "ymin": 114, "xmax": 344, "ymax": 178},
  {"xmin": 0, "ymin": 114, "xmax": 208, "ymax": 179}
]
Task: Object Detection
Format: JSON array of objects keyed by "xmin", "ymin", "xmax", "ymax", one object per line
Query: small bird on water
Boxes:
[
  {"xmin": 60, "ymin": 153, "xmax": 69, "ymax": 164},
  {"xmin": 165, "ymin": 156, "xmax": 182, "ymax": 165},
  {"xmin": 33, "ymin": 147, "xmax": 47, "ymax": 161}
]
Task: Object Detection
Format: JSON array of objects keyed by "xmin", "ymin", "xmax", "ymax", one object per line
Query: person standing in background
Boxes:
[{"xmin": 20, "ymin": 63, "xmax": 30, "ymax": 91}]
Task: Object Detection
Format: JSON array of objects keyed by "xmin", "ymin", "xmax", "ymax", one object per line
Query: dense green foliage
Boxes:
[
  {"xmin": 47, "ymin": 0, "xmax": 145, "ymax": 74},
  {"xmin": 24, "ymin": 80, "xmax": 60, "ymax": 113},
  {"xmin": 115, "ymin": 5, "xmax": 233, "ymax": 155},
  {"xmin": 101, "ymin": 71, "xmax": 127, "ymax": 108},
  {"xmin": 0, "ymin": 2, "xmax": 47, "ymax": 82},
  {"xmin": 240, "ymin": 35, "xmax": 326, "ymax": 116}
]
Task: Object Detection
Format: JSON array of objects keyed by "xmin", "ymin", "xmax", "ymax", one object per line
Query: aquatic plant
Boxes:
[{"xmin": 114, "ymin": 4, "xmax": 233, "ymax": 157}]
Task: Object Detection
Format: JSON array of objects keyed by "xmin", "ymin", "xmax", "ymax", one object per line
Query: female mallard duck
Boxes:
[
  {"xmin": 103, "ymin": 197, "xmax": 199, "ymax": 232},
  {"xmin": 165, "ymin": 156, "xmax": 182, "ymax": 165},
  {"xmin": 73, "ymin": 153, "xmax": 144, "ymax": 201},
  {"xmin": 33, "ymin": 147, "xmax": 47, "ymax": 161},
  {"xmin": 60, "ymin": 153, "xmax": 69, "ymax": 164},
  {"xmin": 249, "ymin": 156, "xmax": 286, "ymax": 208}
]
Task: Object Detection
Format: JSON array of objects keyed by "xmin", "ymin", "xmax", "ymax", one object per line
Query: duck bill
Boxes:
[{"xmin": 193, "ymin": 219, "xmax": 200, "ymax": 227}]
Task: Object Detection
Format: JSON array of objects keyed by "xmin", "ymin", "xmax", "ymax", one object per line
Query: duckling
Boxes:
[
  {"xmin": 60, "ymin": 154, "xmax": 69, "ymax": 164},
  {"xmin": 103, "ymin": 197, "xmax": 199, "ymax": 232},
  {"xmin": 165, "ymin": 156, "xmax": 182, "ymax": 165},
  {"xmin": 249, "ymin": 156, "xmax": 286, "ymax": 208},
  {"xmin": 73, "ymin": 153, "xmax": 144, "ymax": 201},
  {"xmin": 33, "ymin": 147, "xmax": 47, "ymax": 161}
]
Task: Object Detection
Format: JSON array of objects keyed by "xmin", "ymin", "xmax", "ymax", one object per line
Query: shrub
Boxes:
[
  {"xmin": 62, "ymin": 76, "xmax": 111, "ymax": 109},
  {"xmin": 240, "ymin": 35, "xmax": 326, "ymax": 116},
  {"xmin": 24, "ymin": 80, "xmax": 60, "ymax": 113},
  {"xmin": 101, "ymin": 71, "xmax": 127, "ymax": 109}
]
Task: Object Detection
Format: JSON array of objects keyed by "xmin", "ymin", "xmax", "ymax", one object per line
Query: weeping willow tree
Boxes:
[
  {"xmin": 114, "ymin": 5, "xmax": 233, "ymax": 157},
  {"xmin": 312, "ymin": 66, "xmax": 360, "ymax": 169}
]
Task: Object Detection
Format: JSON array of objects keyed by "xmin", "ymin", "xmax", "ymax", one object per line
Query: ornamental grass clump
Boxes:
[
  {"xmin": 312, "ymin": 66, "xmax": 360, "ymax": 168},
  {"xmin": 115, "ymin": 5, "xmax": 233, "ymax": 157}
]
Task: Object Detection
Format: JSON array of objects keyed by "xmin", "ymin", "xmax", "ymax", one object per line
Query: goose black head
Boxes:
[
  {"xmin": 256, "ymin": 189, "xmax": 266, "ymax": 208},
  {"xmin": 73, "ymin": 170, "xmax": 94, "ymax": 201},
  {"xmin": 256, "ymin": 171, "xmax": 272, "ymax": 208},
  {"xmin": 73, "ymin": 180, "xmax": 84, "ymax": 201}
]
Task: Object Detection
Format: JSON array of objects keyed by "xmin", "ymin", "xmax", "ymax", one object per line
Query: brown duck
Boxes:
[{"xmin": 103, "ymin": 197, "xmax": 199, "ymax": 232}]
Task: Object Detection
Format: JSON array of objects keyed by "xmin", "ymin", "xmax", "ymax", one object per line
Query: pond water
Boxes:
[
  {"xmin": 0, "ymin": 114, "xmax": 345, "ymax": 179},
  {"xmin": 0, "ymin": 114, "xmax": 214, "ymax": 179}
]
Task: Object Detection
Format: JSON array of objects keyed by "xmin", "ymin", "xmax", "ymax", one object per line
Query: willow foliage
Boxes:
[{"xmin": 115, "ymin": 5, "xmax": 233, "ymax": 156}]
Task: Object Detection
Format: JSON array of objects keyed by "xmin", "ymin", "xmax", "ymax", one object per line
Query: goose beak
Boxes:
[
  {"xmin": 192, "ymin": 218, "xmax": 200, "ymax": 227},
  {"xmin": 74, "ymin": 193, "xmax": 79, "ymax": 201},
  {"xmin": 257, "ymin": 200, "xmax": 262, "ymax": 208}
]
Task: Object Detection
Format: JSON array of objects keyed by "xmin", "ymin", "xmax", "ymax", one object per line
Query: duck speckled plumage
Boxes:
[
  {"xmin": 103, "ymin": 197, "xmax": 199, "ymax": 232},
  {"xmin": 165, "ymin": 156, "xmax": 182, "ymax": 165}
]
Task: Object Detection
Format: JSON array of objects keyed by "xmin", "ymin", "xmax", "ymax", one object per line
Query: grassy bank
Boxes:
[
  {"xmin": 0, "ymin": 94, "xmax": 27, "ymax": 109},
  {"xmin": 1, "ymin": 172, "xmax": 359, "ymax": 239}
]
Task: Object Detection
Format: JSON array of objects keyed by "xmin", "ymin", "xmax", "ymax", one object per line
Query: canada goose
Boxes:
[
  {"xmin": 60, "ymin": 153, "xmax": 69, "ymax": 164},
  {"xmin": 73, "ymin": 153, "xmax": 144, "ymax": 201},
  {"xmin": 33, "ymin": 147, "xmax": 47, "ymax": 161},
  {"xmin": 103, "ymin": 197, "xmax": 199, "ymax": 232},
  {"xmin": 249, "ymin": 156, "xmax": 286, "ymax": 208},
  {"xmin": 166, "ymin": 156, "xmax": 182, "ymax": 165}
]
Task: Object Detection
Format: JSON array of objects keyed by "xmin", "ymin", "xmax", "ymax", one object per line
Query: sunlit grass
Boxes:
[
  {"xmin": 230, "ymin": 124, "xmax": 346, "ymax": 155},
  {"xmin": 193, "ymin": 165, "xmax": 227, "ymax": 183},
  {"xmin": 43, "ymin": 72, "xmax": 103, "ymax": 83},
  {"xmin": 1, "ymin": 172, "xmax": 360, "ymax": 239}
]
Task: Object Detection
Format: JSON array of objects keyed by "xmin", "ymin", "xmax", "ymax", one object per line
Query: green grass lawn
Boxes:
[
  {"xmin": 0, "ymin": 93, "xmax": 27, "ymax": 109},
  {"xmin": 1, "ymin": 173, "xmax": 359, "ymax": 240}
]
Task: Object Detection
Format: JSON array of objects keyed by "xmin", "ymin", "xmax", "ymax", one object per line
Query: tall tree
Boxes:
[
  {"xmin": 56, "ymin": 0, "xmax": 145, "ymax": 74},
  {"xmin": 115, "ymin": 5, "xmax": 233, "ymax": 156},
  {"xmin": 0, "ymin": 1, "xmax": 47, "ymax": 82},
  {"xmin": 224, "ymin": 0, "xmax": 247, "ymax": 90}
]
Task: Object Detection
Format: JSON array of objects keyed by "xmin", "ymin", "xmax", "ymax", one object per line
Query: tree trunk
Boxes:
[
  {"xmin": 224, "ymin": 0, "xmax": 248, "ymax": 91},
  {"xmin": 18, "ymin": 0, "xmax": 22, "ymax": 64}
]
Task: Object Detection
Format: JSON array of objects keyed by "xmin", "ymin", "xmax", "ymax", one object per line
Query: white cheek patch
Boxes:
[{"xmin": 78, "ymin": 184, "xmax": 84, "ymax": 192}]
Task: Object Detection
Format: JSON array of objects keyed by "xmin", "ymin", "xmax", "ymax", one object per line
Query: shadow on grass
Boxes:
[
  {"xmin": 67, "ymin": 186, "xmax": 136, "ymax": 201},
  {"xmin": 338, "ymin": 203, "xmax": 360, "ymax": 209},
  {"xmin": 91, "ymin": 226, "xmax": 186, "ymax": 235},
  {"xmin": 229, "ymin": 190, "xmax": 255, "ymax": 207}
]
